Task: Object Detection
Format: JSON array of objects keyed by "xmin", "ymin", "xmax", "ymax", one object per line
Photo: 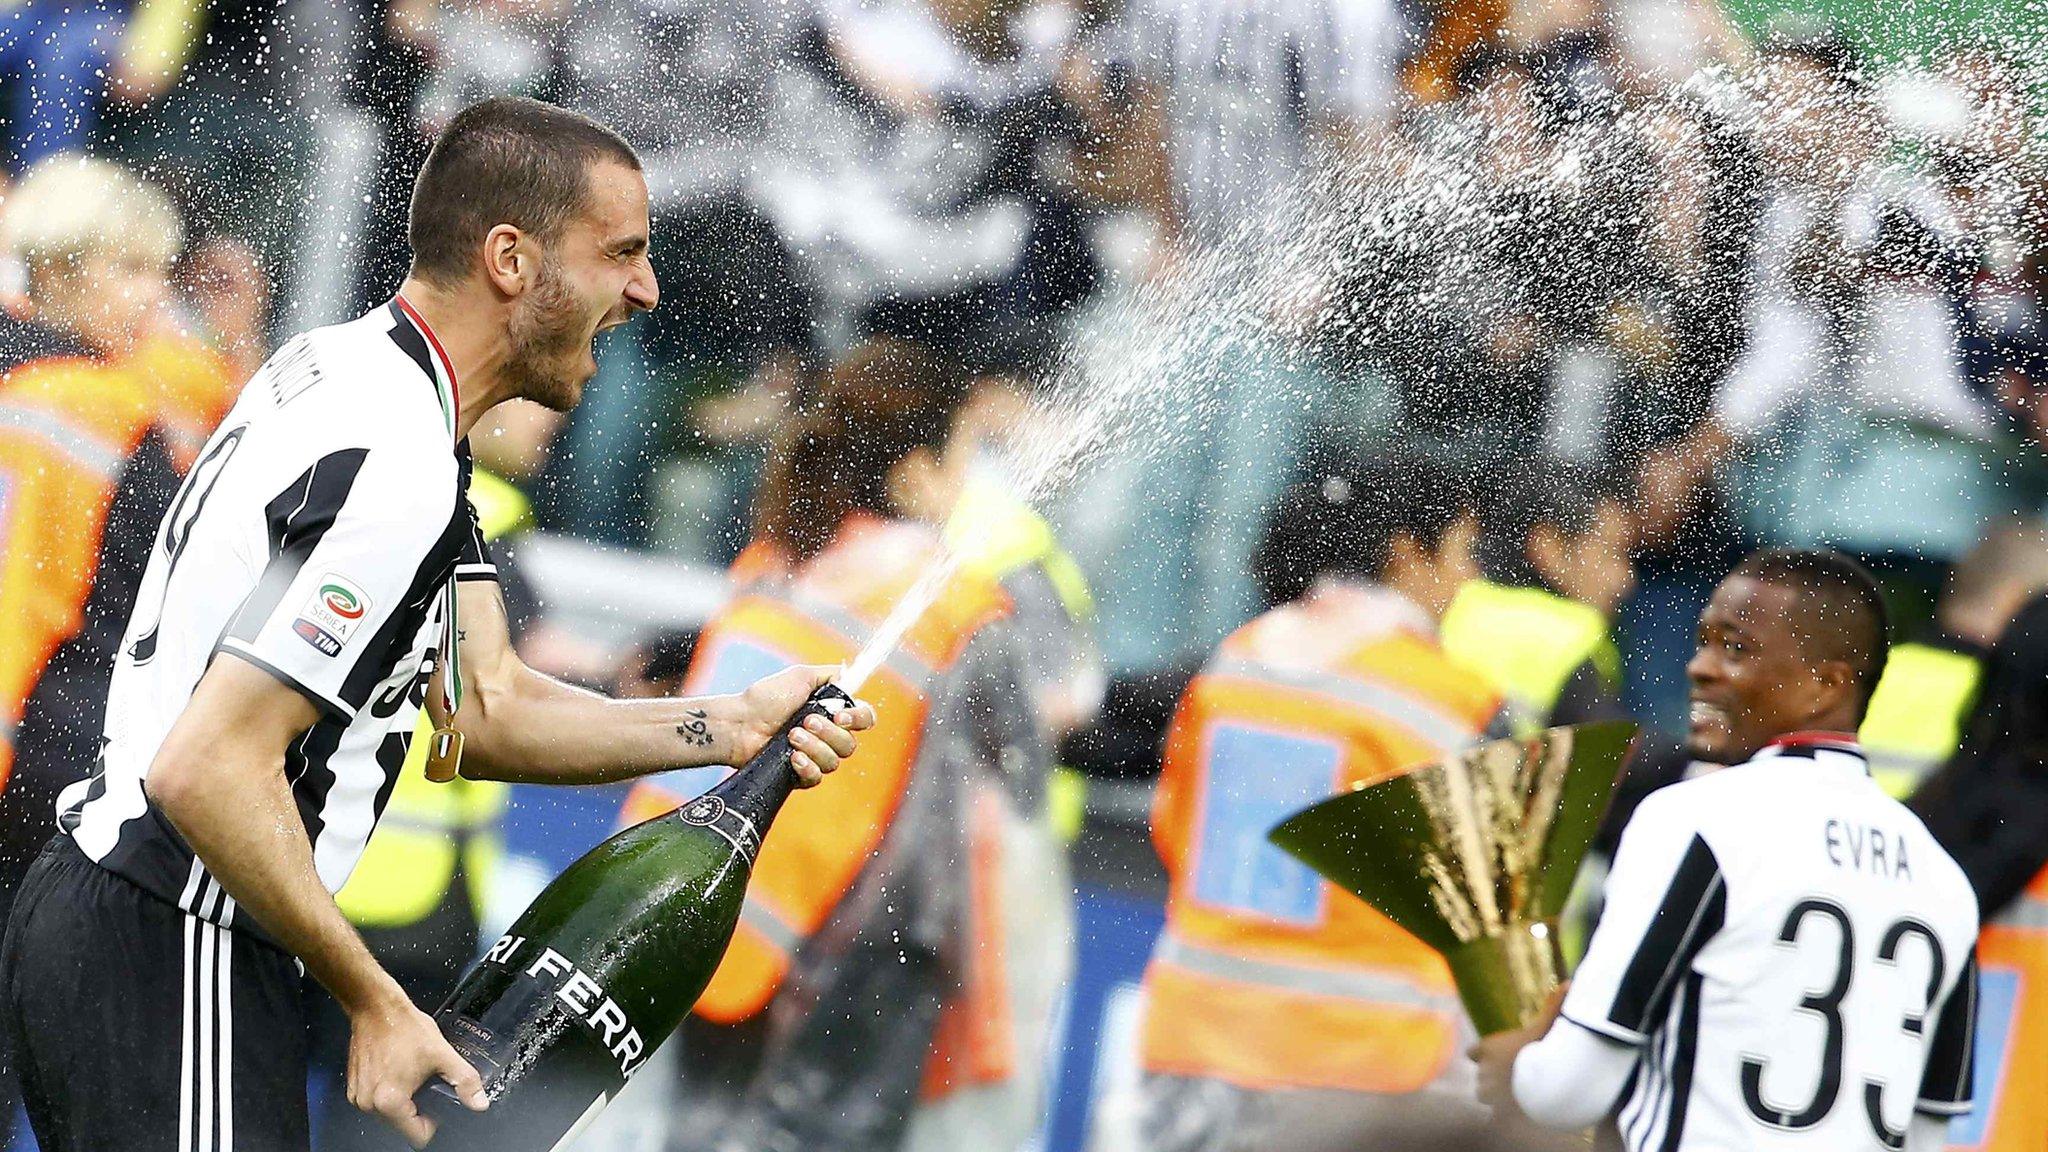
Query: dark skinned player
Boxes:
[{"xmin": 1474, "ymin": 549, "xmax": 1979, "ymax": 1152}]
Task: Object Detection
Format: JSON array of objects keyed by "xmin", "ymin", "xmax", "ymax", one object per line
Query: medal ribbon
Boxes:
[{"xmin": 395, "ymin": 295, "xmax": 465, "ymax": 728}]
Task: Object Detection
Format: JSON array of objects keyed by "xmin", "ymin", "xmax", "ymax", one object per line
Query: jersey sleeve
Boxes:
[
  {"xmin": 1562, "ymin": 791, "xmax": 1729, "ymax": 1044},
  {"xmin": 454, "ymin": 493, "xmax": 497, "ymax": 583},
  {"xmin": 216, "ymin": 446, "xmax": 456, "ymax": 721},
  {"xmin": 1916, "ymin": 947, "xmax": 1978, "ymax": 1116},
  {"xmin": 453, "ymin": 446, "xmax": 497, "ymax": 583}
]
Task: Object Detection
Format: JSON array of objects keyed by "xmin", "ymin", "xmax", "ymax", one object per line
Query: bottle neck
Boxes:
[
  {"xmin": 701, "ymin": 683, "xmax": 853, "ymax": 830},
  {"xmin": 706, "ymin": 743, "xmax": 798, "ymax": 829}
]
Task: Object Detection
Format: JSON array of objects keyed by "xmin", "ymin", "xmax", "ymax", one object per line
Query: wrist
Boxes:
[
  {"xmin": 675, "ymin": 694, "xmax": 748, "ymax": 766},
  {"xmin": 333, "ymin": 964, "xmax": 412, "ymax": 1021}
]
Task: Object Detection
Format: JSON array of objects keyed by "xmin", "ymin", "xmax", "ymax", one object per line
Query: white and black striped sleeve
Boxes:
[
  {"xmin": 215, "ymin": 447, "xmax": 455, "ymax": 721},
  {"xmin": 1562, "ymin": 794, "xmax": 1728, "ymax": 1045},
  {"xmin": 1917, "ymin": 948, "xmax": 1978, "ymax": 1116},
  {"xmin": 453, "ymin": 459, "xmax": 496, "ymax": 583}
]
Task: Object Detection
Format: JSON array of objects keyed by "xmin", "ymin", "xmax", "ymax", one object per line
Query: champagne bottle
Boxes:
[{"xmin": 415, "ymin": 683, "xmax": 856, "ymax": 1151}]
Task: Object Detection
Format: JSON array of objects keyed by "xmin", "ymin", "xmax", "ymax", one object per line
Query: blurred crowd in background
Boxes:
[{"xmin": 6, "ymin": 0, "xmax": 2048, "ymax": 1147}]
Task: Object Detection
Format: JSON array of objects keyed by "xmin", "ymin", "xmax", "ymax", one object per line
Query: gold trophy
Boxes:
[{"xmin": 1267, "ymin": 721, "xmax": 1638, "ymax": 1035}]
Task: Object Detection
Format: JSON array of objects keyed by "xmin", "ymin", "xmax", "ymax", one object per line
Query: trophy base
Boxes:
[{"xmin": 1441, "ymin": 920, "xmax": 1565, "ymax": 1036}]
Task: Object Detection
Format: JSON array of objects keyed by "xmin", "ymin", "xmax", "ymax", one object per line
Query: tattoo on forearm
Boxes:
[{"xmin": 677, "ymin": 708, "xmax": 715, "ymax": 748}]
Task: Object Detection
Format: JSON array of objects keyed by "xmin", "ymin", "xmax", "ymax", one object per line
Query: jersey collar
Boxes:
[
  {"xmin": 391, "ymin": 295, "xmax": 460, "ymax": 441},
  {"xmin": 1754, "ymin": 731, "xmax": 1869, "ymax": 772}
]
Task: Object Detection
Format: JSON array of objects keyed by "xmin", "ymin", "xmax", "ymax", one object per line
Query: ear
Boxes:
[
  {"xmin": 1813, "ymin": 657, "xmax": 1863, "ymax": 717},
  {"xmin": 884, "ymin": 447, "xmax": 943, "ymax": 519},
  {"xmin": 483, "ymin": 224, "xmax": 533, "ymax": 298},
  {"xmin": 1384, "ymin": 531, "xmax": 1425, "ymax": 577},
  {"xmin": 1527, "ymin": 523, "xmax": 1566, "ymax": 580}
]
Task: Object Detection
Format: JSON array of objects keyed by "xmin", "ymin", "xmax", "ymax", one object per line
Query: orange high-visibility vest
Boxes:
[
  {"xmin": 0, "ymin": 337, "xmax": 234, "ymax": 788},
  {"xmin": 618, "ymin": 516, "xmax": 1012, "ymax": 1026},
  {"xmin": 1140, "ymin": 591, "xmax": 1502, "ymax": 1095},
  {"xmin": 1950, "ymin": 865, "xmax": 2048, "ymax": 1151}
]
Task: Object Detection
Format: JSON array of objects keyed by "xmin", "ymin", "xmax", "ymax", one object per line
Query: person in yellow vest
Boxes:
[
  {"xmin": 1862, "ymin": 518, "xmax": 2048, "ymax": 795},
  {"xmin": 307, "ymin": 468, "xmax": 532, "ymax": 1151},
  {"xmin": 615, "ymin": 338, "xmax": 1042, "ymax": 1152},
  {"xmin": 1136, "ymin": 455, "xmax": 1533, "ymax": 1152},
  {"xmin": 1910, "ymin": 592, "xmax": 2048, "ymax": 1152},
  {"xmin": 1444, "ymin": 464, "xmax": 1698, "ymax": 962},
  {"xmin": 1443, "ymin": 463, "xmax": 1633, "ymax": 733},
  {"xmin": 0, "ymin": 153, "xmax": 238, "ymax": 1141}
]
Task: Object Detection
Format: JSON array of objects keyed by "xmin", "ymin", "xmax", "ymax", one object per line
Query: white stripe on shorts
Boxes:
[{"xmin": 179, "ymin": 910, "xmax": 234, "ymax": 1152}]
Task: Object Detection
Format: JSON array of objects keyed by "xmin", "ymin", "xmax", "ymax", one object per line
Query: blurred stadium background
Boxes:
[{"xmin": 4, "ymin": 0, "xmax": 2048, "ymax": 1148}]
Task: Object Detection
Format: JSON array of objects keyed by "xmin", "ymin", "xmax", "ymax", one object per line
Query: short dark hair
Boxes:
[
  {"xmin": 752, "ymin": 337, "xmax": 964, "ymax": 566},
  {"xmin": 1254, "ymin": 454, "xmax": 1486, "ymax": 606},
  {"xmin": 408, "ymin": 97, "xmax": 641, "ymax": 288},
  {"xmin": 1480, "ymin": 460, "xmax": 1624, "ymax": 583},
  {"xmin": 1733, "ymin": 548, "xmax": 1892, "ymax": 704}
]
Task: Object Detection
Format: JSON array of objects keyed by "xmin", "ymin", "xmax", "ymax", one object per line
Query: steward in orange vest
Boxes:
[
  {"xmin": 1138, "ymin": 456, "xmax": 1521, "ymax": 1152},
  {"xmin": 0, "ymin": 157, "xmax": 240, "ymax": 934},
  {"xmin": 619, "ymin": 339, "xmax": 1042, "ymax": 1152},
  {"xmin": 1910, "ymin": 593, "xmax": 2048, "ymax": 1152},
  {"xmin": 0, "ymin": 333, "xmax": 236, "ymax": 796}
]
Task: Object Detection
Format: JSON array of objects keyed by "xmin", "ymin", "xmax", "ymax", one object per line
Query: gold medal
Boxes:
[
  {"xmin": 410, "ymin": 305, "xmax": 469, "ymax": 788},
  {"xmin": 424, "ymin": 725, "xmax": 465, "ymax": 783}
]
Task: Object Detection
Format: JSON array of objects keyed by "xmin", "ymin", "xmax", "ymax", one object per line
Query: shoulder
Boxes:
[
  {"xmin": 243, "ymin": 323, "xmax": 451, "ymax": 462},
  {"xmin": 1359, "ymin": 633, "xmax": 1503, "ymax": 727},
  {"xmin": 1616, "ymin": 773, "xmax": 1735, "ymax": 851},
  {"xmin": 1878, "ymin": 793, "xmax": 1981, "ymax": 925},
  {"xmin": 261, "ymin": 311, "xmax": 446, "ymax": 437},
  {"xmin": 129, "ymin": 334, "xmax": 238, "ymax": 426}
]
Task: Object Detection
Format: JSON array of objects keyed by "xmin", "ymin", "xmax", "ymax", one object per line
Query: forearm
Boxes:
[
  {"xmin": 148, "ymin": 743, "xmax": 403, "ymax": 1014},
  {"xmin": 455, "ymin": 664, "xmax": 756, "ymax": 785},
  {"xmin": 1511, "ymin": 1020, "xmax": 1637, "ymax": 1129}
]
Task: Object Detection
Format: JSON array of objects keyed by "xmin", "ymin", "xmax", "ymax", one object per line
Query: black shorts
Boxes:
[{"xmin": 1, "ymin": 837, "xmax": 310, "ymax": 1152}]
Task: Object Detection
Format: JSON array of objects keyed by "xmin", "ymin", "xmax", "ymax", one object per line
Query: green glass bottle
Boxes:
[{"xmin": 416, "ymin": 683, "xmax": 855, "ymax": 1151}]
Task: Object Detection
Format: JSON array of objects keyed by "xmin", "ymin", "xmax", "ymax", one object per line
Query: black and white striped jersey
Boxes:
[
  {"xmin": 1562, "ymin": 735, "xmax": 1980, "ymax": 1152},
  {"xmin": 56, "ymin": 299, "xmax": 495, "ymax": 942}
]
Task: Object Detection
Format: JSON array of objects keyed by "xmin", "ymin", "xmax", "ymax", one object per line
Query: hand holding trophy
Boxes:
[{"xmin": 1267, "ymin": 721, "xmax": 1638, "ymax": 1036}]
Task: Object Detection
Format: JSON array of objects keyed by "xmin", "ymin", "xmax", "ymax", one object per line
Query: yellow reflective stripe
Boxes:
[
  {"xmin": 1207, "ymin": 656, "xmax": 1474, "ymax": 757},
  {"xmin": 1996, "ymin": 893, "xmax": 2048, "ymax": 932},
  {"xmin": 945, "ymin": 478, "xmax": 1095, "ymax": 619},
  {"xmin": 1155, "ymin": 933, "xmax": 1461, "ymax": 1013},
  {"xmin": 0, "ymin": 401, "xmax": 127, "ymax": 476},
  {"xmin": 739, "ymin": 896, "xmax": 803, "ymax": 954},
  {"xmin": 336, "ymin": 832, "xmax": 457, "ymax": 925},
  {"xmin": 462, "ymin": 832, "xmax": 502, "ymax": 920},
  {"xmin": 1866, "ymin": 755, "xmax": 1931, "ymax": 801},
  {"xmin": 1039, "ymin": 547, "xmax": 1095, "ymax": 621}
]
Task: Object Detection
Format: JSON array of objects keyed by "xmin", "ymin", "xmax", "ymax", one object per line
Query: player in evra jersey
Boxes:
[{"xmin": 1474, "ymin": 549, "xmax": 1980, "ymax": 1152}]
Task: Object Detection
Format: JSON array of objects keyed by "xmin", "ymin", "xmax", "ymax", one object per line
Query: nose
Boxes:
[
  {"xmin": 626, "ymin": 260, "xmax": 658, "ymax": 314},
  {"xmin": 1685, "ymin": 645, "xmax": 1716, "ymax": 690}
]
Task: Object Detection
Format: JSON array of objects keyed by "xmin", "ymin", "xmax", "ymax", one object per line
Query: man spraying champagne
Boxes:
[
  {"xmin": 0, "ymin": 98, "xmax": 876, "ymax": 1152},
  {"xmin": 1474, "ymin": 550, "xmax": 1979, "ymax": 1151}
]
